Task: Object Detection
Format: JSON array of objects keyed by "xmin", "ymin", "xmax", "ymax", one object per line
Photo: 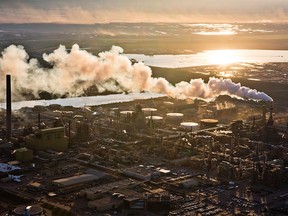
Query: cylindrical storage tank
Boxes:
[
  {"xmin": 120, "ymin": 111, "xmax": 134, "ymax": 116},
  {"xmin": 146, "ymin": 116, "xmax": 163, "ymax": 127},
  {"xmin": 166, "ymin": 113, "xmax": 184, "ymax": 122},
  {"xmin": 198, "ymin": 104, "xmax": 208, "ymax": 114},
  {"xmin": 14, "ymin": 205, "xmax": 43, "ymax": 216},
  {"xmin": 120, "ymin": 110, "xmax": 134, "ymax": 121},
  {"xmin": 163, "ymin": 101, "xmax": 174, "ymax": 106},
  {"xmin": 180, "ymin": 122, "xmax": 199, "ymax": 131},
  {"xmin": 110, "ymin": 107, "xmax": 119, "ymax": 116},
  {"xmin": 146, "ymin": 116, "xmax": 163, "ymax": 122},
  {"xmin": 162, "ymin": 101, "xmax": 175, "ymax": 111},
  {"xmin": 200, "ymin": 119, "xmax": 219, "ymax": 128},
  {"xmin": 142, "ymin": 108, "xmax": 157, "ymax": 116}
]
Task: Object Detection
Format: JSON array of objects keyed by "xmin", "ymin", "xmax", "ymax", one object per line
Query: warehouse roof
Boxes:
[
  {"xmin": 85, "ymin": 168, "xmax": 107, "ymax": 179},
  {"xmin": 52, "ymin": 174, "xmax": 98, "ymax": 187},
  {"xmin": 0, "ymin": 163, "xmax": 21, "ymax": 173}
]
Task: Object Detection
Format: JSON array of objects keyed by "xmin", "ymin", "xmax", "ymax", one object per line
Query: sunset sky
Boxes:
[{"xmin": 0, "ymin": 0, "xmax": 287, "ymax": 24}]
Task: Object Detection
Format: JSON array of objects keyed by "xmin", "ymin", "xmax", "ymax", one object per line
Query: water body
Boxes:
[
  {"xmin": 0, "ymin": 93, "xmax": 164, "ymax": 110},
  {"xmin": 125, "ymin": 50, "xmax": 288, "ymax": 68}
]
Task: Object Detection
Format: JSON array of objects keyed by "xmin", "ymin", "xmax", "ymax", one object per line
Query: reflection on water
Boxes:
[
  {"xmin": 126, "ymin": 49, "xmax": 288, "ymax": 68},
  {"xmin": 247, "ymin": 78, "xmax": 261, "ymax": 81},
  {"xmin": 203, "ymin": 62, "xmax": 287, "ymax": 84},
  {"xmin": 218, "ymin": 71, "xmax": 234, "ymax": 78},
  {"xmin": 182, "ymin": 23, "xmax": 238, "ymax": 35},
  {"xmin": 180, "ymin": 23, "xmax": 274, "ymax": 35},
  {"xmin": 194, "ymin": 31, "xmax": 237, "ymax": 35},
  {"xmin": 126, "ymin": 50, "xmax": 288, "ymax": 84},
  {"xmin": 207, "ymin": 50, "xmax": 241, "ymax": 65}
]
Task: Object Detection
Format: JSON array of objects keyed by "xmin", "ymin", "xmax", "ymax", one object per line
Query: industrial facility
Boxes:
[{"xmin": 0, "ymin": 74, "xmax": 288, "ymax": 215}]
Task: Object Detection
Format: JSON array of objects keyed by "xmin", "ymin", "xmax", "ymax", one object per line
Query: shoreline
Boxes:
[
  {"xmin": 125, "ymin": 50, "xmax": 288, "ymax": 68},
  {"xmin": 151, "ymin": 64, "xmax": 288, "ymax": 108},
  {"xmin": 0, "ymin": 93, "xmax": 165, "ymax": 110}
]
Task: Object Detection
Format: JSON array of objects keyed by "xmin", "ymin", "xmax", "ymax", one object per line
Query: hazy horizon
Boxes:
[
  {"xmin": 0, "ymin": 0, "xmax": 287, "ymax": 24},
  {"xmin": 1, "ymin": 21, "xmax": 288, "ymax": 25}
]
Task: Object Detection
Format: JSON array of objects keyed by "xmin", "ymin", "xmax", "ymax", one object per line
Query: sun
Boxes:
[{"xmin": 207, "ymin": 50, "xmax": 241, "ymax": 65}]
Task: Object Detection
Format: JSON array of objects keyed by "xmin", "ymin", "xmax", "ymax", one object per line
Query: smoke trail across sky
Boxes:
[{"xmin": 0, "ymin": 44, "xmax": 273, "ymax": 102}]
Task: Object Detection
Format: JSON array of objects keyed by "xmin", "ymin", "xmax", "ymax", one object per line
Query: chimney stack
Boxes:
[
  {"xmin": 38, "ymin": 113, "xmax": 41, "ymax": 129},
  {"xmin": 6, "ymin": 74, "xmax": 12, "ymax": 141},
  {"xmin": 266, "ymin": 102, "xmax": 274, "ymax": 127}
]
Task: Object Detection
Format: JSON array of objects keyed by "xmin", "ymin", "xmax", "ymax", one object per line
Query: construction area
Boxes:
[{"xmin": 0, "ymin": 74, "xmax": 288, "ymax": 216}]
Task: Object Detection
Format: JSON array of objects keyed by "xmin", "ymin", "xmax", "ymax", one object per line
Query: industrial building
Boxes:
[
  {"xmin": 0, "ymin": 74, "xmax": 288, "ymax": 216},
  {"xmin": 123, "ymin": 166, "xmax": 160, "ymax": 181},
  {"xmin": 0, "ymin": 163, "xmax": 21, "ymax": 173},
  {"xmin": 51, "ymin": 174, "xmax": 99, "ymax": 188},
  {"xmin": 80, "ymin": 179, "xmax": 139, "ymax": 200},
  {"xmin": 179, "ymin": 178, "xmax": 199, "ymax": 189},
  {"xmin": 13, "ymin": 147, "xmax": 33, "ymax": 162},
  {"xmin": 26, "ymin": 127, "xmax": 68, "ymax": 151},
  {"xmin": 88, "ymin": 196, "xmax": 123, "ymax": 211},
  {"xmin": 143, "ymin": 189, "xmax": 171, "ymax": 212}
]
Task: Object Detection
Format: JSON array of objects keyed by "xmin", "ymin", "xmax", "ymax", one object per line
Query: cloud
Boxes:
[
  {"xmin": 0, "ymin": 44, "xmax": 272, "ymax": 102},
  {"xmin": 0, "ymin": 1, "xmax": 287, "ymax": 23}
]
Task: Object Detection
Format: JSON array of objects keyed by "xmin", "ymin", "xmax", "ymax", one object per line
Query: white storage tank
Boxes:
[
  {"xmin": 200, "ymin": 119, "xmax": 219, "ymax": 128},
  {"xmin": 120, "ymin": 111, "xmax": 134, "ymax": 120},
  {"xmin": 180, "ymin": 122, "xmax": 199, "ymax": 131},
  {"xmin": 146, "ymin": 116, "xmax": 163, "ymax": 123},
  {"xmin": 142, "ymin": 108, "xmax": 157, "ymax": 116},
  {"xmin": 163, "ymin": 101, "xmax": 174, "ymax": 106},
  {"xmin": 166, "ymin": 113, "xmax": 184, "ymax": 122}
]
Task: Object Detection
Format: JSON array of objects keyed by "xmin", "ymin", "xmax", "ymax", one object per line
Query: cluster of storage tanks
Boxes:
[{"xmin": 119, "ymin": 104, "xmax": 219, "ymax": 131}]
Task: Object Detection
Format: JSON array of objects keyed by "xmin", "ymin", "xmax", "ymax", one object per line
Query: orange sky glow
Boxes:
[{"xmin": 0, "ymin": 0, "xmax": 287, "ymax": 24}]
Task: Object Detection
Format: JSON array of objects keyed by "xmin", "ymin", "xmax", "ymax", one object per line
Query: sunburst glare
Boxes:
[{"xmin": 207, "ymin": 50, "xmax": 241, "ymax": 65}]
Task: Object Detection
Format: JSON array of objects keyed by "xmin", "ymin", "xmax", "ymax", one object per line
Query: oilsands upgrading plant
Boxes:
[{"xmin": 0, "ymin": 74, "xmax": 288, "ymax": 216}]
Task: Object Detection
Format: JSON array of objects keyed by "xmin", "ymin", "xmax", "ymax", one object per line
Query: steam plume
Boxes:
[{"xmin": 0, "ymin": 44, "xmax": 273, "ymax": 102}]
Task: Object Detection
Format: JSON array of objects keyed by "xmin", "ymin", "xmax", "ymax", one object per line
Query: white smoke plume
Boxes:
[{"xmin": 0, "ymin": 44, "xmax": 273, "ymax": 102}]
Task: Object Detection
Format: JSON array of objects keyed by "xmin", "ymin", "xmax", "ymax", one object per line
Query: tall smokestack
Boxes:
[
  {"xmin": 6, "ymin": 74, "xmax": 11, "ymax": 141},
  {"xmin": 68, "ymin": 120, "xmax": 71, "ymax": 146},
  {"xmin": 266, "ymin": 103, "xmax": 274, "ymax": 127},
  {"xmin": 38, "ymin": 113, "xmax": 41, "ymax": 129},
  {"xmin": 262, "ymin": 105, "xmax": 266, "ymax": 125}
]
